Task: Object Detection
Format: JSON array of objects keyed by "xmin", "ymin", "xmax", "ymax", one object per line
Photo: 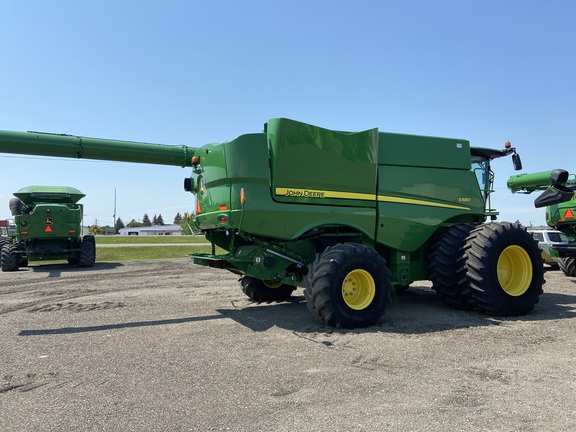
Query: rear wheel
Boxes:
[
  {"xmin": 0, "ymin": 237, "xmax": 10, "ymax": 266},
  {"xmin": 240, "ymin": 276, "xmax": 295, "ymax": 302},
  {"xmin": 559, "ymin": 257, "xmax": 576, "ymax": 277},
  {"xmin": 304, "ymin": 243, "xmax": 392, "ymax": 329},
  {"xmin": 78, "ymin": 236, "xmax": 96, "ymax": 267},
  {"xmin": 1, "ymin": 244, "xmax": 20, "ymax": 272},
  {"xmin": 428, "ymin": 224, "xmax": 476, "ymax": 309},
  {"xmin": 0, "ymin": 237, "xmax": 10, "ymax": 250},
  {"xmin": 458, "ymin": 222, "xmax": 544, "ymax": 316}
]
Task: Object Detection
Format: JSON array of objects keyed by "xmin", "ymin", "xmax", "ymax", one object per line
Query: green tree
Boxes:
[
  {"xmin": 114, "ymin": 217, "xmax": 125, "ymax": 234},
  {"xmin": 173, "ymin": 212, "xmax": 183, "ymax": 225},
  {"xmin": 156, "ymin": 214, "xmax": 165, "ymax": 225},
  {"xmin": 142, "ymin": 213, "xmax": 151, "ymax": 227},
  {"xmin": 180, "ymin": 212, "xmax": 201, "ymax": 235},
  {"xmin": 126, "ymin": 219, "xmax": 142, "ymax": 228}
]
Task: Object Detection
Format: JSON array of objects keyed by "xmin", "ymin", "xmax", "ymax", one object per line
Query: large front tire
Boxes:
[
  {"xmin": 559, "ymin": 257, "xmax": 576, "ymax": 277},
  {"xmin": 304, "ymin": 243, "xmax": 392, "ymax": 329},
  {"xmin": 458, "ymin": 222, "xmax": 544, "ymax": 316},
  {"xmin": 428, "ymin": 224, "xmax": 476, "ymax": 309}
]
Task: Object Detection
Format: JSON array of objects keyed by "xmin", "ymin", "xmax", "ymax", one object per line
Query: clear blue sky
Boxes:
[{"xmin": 1, "ymin": 0, "xmax": 574, "ymax": 227}]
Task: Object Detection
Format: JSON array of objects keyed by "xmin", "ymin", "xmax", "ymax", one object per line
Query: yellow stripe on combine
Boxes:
[
  {"xmin": 275, "ymin": 187, "xmax": 471, "ymax": 211},
  {"xmin": 377, "ymin": 195, "xmax": 471, "ymax": 210}
]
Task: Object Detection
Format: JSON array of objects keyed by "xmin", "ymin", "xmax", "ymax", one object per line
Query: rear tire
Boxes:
[
  {"xmin": 428, "ymin": 224, "xmax": 476, "ymax": 309},
  {"xmin": 0, "ymin": 237, "xmax": 10, "ymax": 267},
  {"xmin": 1, "ymin": 245, "xmax": 20, "ymax": 272},
  {"xmin": 78, "ymin": 236, "xmax": 96, "ymax": 267},
  {"xmin": 559, "ymin": 257, "xmax": 576, "ymax": 277},
  {"xmin": 240, "ymin": 276, "xmax": 295, "ymax": 302},
  {"xmin": 457, "ymin": 222, "xmax": 544, "ymax": 316},
  {"xmin": 305, "ymin": 243, "xmax": 392, "ymax": 329},
  {"xmin": 0, "ymin": 237, "xmax": 10, "ymax": 250}
]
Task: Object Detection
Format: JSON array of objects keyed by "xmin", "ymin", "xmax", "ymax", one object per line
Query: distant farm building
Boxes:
[
  {"xmin": 119, "ymin": 224, "xmax": 182, "ymax": 236},
  {"xmin": 0, "ymin": 219, "xmax": 15, "ymax": 236}
]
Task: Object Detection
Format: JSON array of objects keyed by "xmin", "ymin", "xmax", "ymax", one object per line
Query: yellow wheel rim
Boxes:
[
  {"xmin": 497, "ymin": 245, "xmax": 532, "ymax": 296},
  {"xmin": 342, "ymin": 269, "xmax": 376, "ymax": 310},
  {"xmin": 263, "ymin": 280, "xmax": 283, "ymax": 289}
]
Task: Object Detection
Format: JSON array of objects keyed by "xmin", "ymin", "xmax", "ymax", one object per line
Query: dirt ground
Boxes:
[{"xmin": 1, "ymin": 259, "xmax": 575, "ymax": 432}]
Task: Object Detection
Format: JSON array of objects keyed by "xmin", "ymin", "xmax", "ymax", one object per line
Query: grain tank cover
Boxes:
[
  {"xmin": 13, "ymin": 185, "xmax": 85, "ymax": 205},
  {"xmin": 267, "ymin": 118, "xmax": 378, "ymax": 205}
]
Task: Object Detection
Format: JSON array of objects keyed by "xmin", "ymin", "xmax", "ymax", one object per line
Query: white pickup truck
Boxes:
[{"xmin": 529, "ymin": 229, "xmax": 576, "ymax": 276}]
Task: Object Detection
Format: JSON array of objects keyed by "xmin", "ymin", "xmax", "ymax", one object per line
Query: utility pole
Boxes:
[{"xmin": 113, "ymin": 188, "xmax": 117, "ymax": 234}]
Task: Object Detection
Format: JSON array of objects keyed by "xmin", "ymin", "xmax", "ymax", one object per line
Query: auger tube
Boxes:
[
  {"xmin": 507, "ymin": 169, "xmax": 571, "ymax": 193},
  {"xmin": 0, "ymin": 130, "xmax": 196, "ymax": 167}
]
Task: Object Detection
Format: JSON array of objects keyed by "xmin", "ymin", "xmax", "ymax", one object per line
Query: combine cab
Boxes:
[{"xmin": 1, "ymin": 185, "xmax": 95, "ymax": 271}]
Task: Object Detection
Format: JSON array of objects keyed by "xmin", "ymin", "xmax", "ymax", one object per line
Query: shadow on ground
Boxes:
[
  {"xmin": 18, "ymin": 284, "xmax": 576, "ymax": 337},
  {"xmin": 29, "ymin": 262, "xmax": 124, "ymax": 278}
]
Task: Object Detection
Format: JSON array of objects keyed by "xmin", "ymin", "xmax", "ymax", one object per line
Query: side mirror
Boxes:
[{"xmin": 512, "ymin": 153, "xmax": 522, "ymax": 171}]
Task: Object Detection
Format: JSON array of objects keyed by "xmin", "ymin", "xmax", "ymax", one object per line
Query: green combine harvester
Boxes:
[
  {"xmin": 0, "ymin": 118, "xmax": 570, "ymax": 327},
  {"xmin": 508, "ymin": 169, "xmax": 576, "ymax": 276},
  {"xmin": 0, "ymin": 185, "xmax": 95, "ymax": 271}
]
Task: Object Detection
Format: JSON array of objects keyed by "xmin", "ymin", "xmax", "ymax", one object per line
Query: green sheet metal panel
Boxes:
[
  {"xmin": 376, "ymin": 165, "xmax": 485, "ymax": 252},
  {"xmin": 14, "ymin": 185, "xmax": 85, "ymax": 204},
  {"xmin": 378, "ymin": 132, "xmax": 471, "ymax": 170},
  {"xmin": 267, "ymin": 118, "xmax": 379, "ymax": 207}
]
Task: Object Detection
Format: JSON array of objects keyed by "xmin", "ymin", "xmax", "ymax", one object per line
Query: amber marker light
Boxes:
[
  {"xmin": 505, "ymin": 141, "xmax": 512, "ymax": 148},
  {"xmin": 240, "ymin": 188, "xmax": 245, "ymax": 204}
]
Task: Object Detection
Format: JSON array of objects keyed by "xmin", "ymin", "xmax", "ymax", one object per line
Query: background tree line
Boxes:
[{"xmin": 89, "ymin": 212, "xmax": 201, "ymax": 235}]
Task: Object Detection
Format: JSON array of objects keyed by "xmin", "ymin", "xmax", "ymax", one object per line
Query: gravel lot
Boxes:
[{"xmin": 1, "ymin": 259, "xmax": 576, "ymax": 432}]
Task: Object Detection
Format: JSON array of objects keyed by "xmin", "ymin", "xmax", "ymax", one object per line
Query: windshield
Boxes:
[{"xmin": 548, "ymin": 231, "xmax": 569, "ymax": 243}]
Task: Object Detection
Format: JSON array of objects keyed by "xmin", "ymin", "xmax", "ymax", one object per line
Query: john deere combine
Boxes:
[
  {"xmin": 1, "ymin": 185, "xmax": 95, "ymax": 271},
  {"xmin": 0, "ymin": 118, "xmax": 561, "ymax": 327},
  {"xmin": 508, "ymin": 169, "xmax": 576, "ymax": 276}
]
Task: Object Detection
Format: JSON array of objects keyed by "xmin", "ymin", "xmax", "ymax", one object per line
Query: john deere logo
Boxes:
[
  {"xmin": 199, "ymin": 176, "xmax": 207, "ymax": 198},
  {"xmin": 44, "ymin": 217, "xmax": 54, "ymax": 225}
]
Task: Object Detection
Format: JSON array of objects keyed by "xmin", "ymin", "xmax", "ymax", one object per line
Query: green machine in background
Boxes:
[
  {"xmin": 0, "ymin": 185, "xmax": 95, "ymax": 271},
  {"xmin": 0, "ymin": 129, "xmax": 195, "ymax": 272},
  {"xmin": 0, "ymin": 118, "xmax": 558, "ymax": 327},
  {"xmin": 508, "ymin": 169, "xmax": 576, "ymax": 276}
]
